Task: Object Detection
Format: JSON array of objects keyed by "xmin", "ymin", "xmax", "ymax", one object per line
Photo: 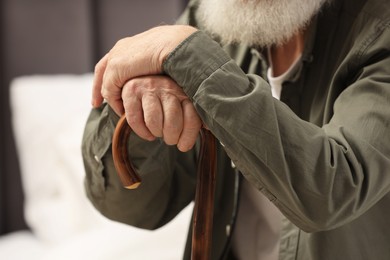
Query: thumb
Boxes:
[{"xmin": 92, "ymin": 54, "xmax": 108, "ymax": 107}]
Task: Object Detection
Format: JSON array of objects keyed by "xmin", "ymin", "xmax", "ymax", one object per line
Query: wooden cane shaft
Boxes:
[
  {"xmin": 112, "ymin": 115, "xmax": 216, "ymax": 260},
  {"xmin": 191, "ymin": 129, "xmax": 216, "ymax": 260}
]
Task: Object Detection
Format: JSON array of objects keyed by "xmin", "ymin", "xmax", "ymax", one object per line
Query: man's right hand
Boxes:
[{"xmin": 120, "ymin": 75, "xmax": 202, "ymax": 152}]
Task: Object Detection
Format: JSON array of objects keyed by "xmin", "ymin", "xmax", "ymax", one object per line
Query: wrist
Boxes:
[{"xmin": 157, "ymin": 25, "xmax": 198, "ymax": 69}]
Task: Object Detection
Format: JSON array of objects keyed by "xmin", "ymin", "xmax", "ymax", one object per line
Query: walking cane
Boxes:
[{"xmin": 112, "ymin": 115, "xmax": 217, "ymax": 260}]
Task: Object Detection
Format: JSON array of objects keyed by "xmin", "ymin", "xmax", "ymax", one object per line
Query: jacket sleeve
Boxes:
[
  {"xmin": 82, "ymin": 103, "xmax": 197, "ymax": 229},
  {"xmin": 163, "ymin": 30, "xmax": 390, "ymax": 232},
  {"xmin": 82, "ymin": 0, "xmax": 202, "ymax": 230}
]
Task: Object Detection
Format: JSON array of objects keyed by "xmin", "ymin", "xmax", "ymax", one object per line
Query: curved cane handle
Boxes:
[
  {"xmin": 112, "ymin": 114, "xmax": 216, "ymax": 260},
  {"xmin": 112, "ymin": 115, "xmax": 141, "ymax": 189}
]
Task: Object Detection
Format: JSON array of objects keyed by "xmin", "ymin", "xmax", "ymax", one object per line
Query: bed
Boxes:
[{"xmin": 0, "ymin": 74, "xmax": 192, "ymax": 259}]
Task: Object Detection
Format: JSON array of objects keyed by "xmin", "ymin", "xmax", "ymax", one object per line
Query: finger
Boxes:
[
  {"xmin": 161, "ymin": 94, "xmax": 183, "ymax": 146},
  {"xmin": 102, "ymin": 84, "xmax": 124, "ymax": 116},
  {"xmin": 122, "ymin": 87, "xmax": 155, "ymax": 141},
  {"xmin": 177, "ymin": 99, "xmax": 201, "ymax": 152},
  {"xmin": 101, "ymin": 57, "xmax": 126, "ymax": 116},
  {"xmin": 142, "ymin": 93, "xmax": 163, "ymax": 138},
  {"xmin": 92, "ymin": 54, "xmax": 108, "ymax": 107}
]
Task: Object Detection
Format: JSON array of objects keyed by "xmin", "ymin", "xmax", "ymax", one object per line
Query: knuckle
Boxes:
[
  {"xmin": 121, "ymin": 85, "xmax": 131, "ymax": 99},
  {"xmin": 108, "ymin": 56, "xmax": 122, "ymax": 69},
  {"xmin": 158, "ymin": 76, "xmax": 171, "ymax": 85},
  {"xmin": 94, "ymin": 63, "xmax": 102, "ymax": 74},
  {"xmin": 100, "ymin": 87, "xmax": 113, "ymax": 101},
  {"xmin": 116, "ymin": 37, "xmax": 129, "ymax": 46},
  {"xmin": 143, "ymin": 76, "xmax": 154, "ymax": 86},
  {"xmin": 123, "ymin": 80, "xmax": 138, "ymax": 95},
  {"xmin": 100, "ymin": 88, "xmax": 108, "ymax": 100}
]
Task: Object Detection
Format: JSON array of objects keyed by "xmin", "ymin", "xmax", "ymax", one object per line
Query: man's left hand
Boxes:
[{"xmin": 92, "ymin": 25, "xmax": 198, "ymax": 115}]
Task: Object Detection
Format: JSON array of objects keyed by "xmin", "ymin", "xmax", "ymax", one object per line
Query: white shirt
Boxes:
[{"xmin": 231, "ymin": 53, "xmax": 302, "ymax": 260}]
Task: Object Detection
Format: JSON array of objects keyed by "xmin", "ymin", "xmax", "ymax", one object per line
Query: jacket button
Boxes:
[
  {"xmin": 94, "ymin": 155, "xmax": 100, "ymax": 163},
  {"xmin": 231, "ymin": 160, "xmax": 236, "ymax": 169},
  {"xmin": 226, "ymin": 224, "xmax": 231, "ymax": 236}
]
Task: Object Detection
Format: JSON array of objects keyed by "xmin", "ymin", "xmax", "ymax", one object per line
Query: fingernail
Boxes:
[
  {"xmin": 178, "ymin": 143, "xmax": 191, "ymax": 152},
  {"xmin": 147, "ymin": 135, "xmax": 156, "ymax": 141}
]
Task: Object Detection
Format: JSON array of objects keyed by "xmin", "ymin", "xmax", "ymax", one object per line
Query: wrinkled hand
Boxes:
[
  {"xmin": 120, "ymin": 75, "xmax": 202, "ymax": 152},
  {"xmin": 92, "ymin": 25, "xmax": 197, "ymax": 115}
]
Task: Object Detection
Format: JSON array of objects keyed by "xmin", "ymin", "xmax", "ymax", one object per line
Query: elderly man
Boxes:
[{"xmin": 82, "ymin": 0, "xmax": 390, "ymax": 259}]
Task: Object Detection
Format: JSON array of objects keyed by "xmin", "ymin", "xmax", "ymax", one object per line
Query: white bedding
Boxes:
[{"xmin": 1, "ymin": 74, "xmax": 192, "ymax": 260}]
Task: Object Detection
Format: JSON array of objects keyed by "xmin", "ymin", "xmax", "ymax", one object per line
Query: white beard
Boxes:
[{"xmin": 197, "ymin": 0, "xmax": 328, "ymax": 47}]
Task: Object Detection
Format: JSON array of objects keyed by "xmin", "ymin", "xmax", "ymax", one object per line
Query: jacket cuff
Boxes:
[{"xmin": 162, "ymin": 30, "xmax": 231, "ymax": 98}]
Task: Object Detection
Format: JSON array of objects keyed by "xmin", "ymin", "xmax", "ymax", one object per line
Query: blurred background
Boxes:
[{"xmin": 0, "ymin": 0, "xmax": 192, "ymax": 259}]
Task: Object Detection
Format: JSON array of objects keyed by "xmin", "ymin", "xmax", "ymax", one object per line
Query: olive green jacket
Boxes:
[{"xmin": 82, "ymin": 0, "xmax": 390, "ymax": 259}]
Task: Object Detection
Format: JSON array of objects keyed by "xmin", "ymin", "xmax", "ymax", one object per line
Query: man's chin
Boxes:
[{"xmin": 197, "ymin": 0, "xmax": 326, "ymax": 47}]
